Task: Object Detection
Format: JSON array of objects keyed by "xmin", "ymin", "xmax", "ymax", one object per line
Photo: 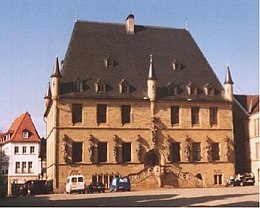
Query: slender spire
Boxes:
[
  {"xmin": 224, "ymin": 65, "xmax": 233, "ymax": 84},
  {"xmin": 44, "ymin": 82, "xmax": 52, "ymax": 99},
  {"xmin": 148, "ymin": 54, "xmax": 157, "ymax": 80},
  {"xmin": 51, "ymin": 55, "xmax": 62, "ymax": 78},
  {"xmin": 185, "ymin": 17, "xmax": 189, "ymax": 31}
]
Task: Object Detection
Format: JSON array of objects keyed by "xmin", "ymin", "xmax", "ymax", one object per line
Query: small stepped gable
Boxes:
[{"xmin": 9, "ymin": 112, "xmax": 41, "ymax": 143}]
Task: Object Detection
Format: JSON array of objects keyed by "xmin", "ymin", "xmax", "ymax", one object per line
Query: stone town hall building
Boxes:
[{"xmin": 44, "ymin": 15, "xmax": 235, "ymax": 192}]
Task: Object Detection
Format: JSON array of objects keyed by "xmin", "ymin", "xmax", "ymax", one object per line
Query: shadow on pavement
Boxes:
[{"xmin": 0, "ymin": 192, "xmax": 259, "ymax": 207}]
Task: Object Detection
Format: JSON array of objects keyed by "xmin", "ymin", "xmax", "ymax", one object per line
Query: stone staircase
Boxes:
[
  {"xmin": 164, "ymin": 165, "xmax": 204, "ymax": 188},
  {"xmin": 128, "ymin": 165, "xmax": 204, "ymax": 189}
]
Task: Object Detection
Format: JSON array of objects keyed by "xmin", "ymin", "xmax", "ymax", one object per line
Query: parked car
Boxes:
[
  {"xmin": 86, "ymin": 182, "xmax": 105, "ymax": 193},
  {"xmin": 226, "ymin": 172, "xmax": 255, "ymax": 187},
  {"xmin": 17, "ymin": 180, "xmax": 53, "ymax": 196},
  {"xmin": 65, "ymin": 175, "xmax": 86, "ymax": 194},
  {"xmin": 110, "ymin": 177, "xmax": 131, "ymax": 192}
]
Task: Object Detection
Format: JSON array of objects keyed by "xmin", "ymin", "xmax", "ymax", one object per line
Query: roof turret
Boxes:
[
  {"xmin": 224, "ymin": 65, "xmax": 234, "ymax": 85},
  {"xmin": 44, "ymin": 82, "xmax": 52, "ymax": 99},
  {"xmin": 51, "ymin": 56, "xmax": 62, "ymax": 78},
  {"xmin": 148, "ymin": 54, "xmax": 157, "ymax": 80}
]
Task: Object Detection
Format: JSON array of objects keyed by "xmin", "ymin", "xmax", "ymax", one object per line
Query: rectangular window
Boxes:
[
  {"xmin": 171, "ymin": 106, "xmax": 180, "ymax": 126},
  {"xmin": 22, "ymin": 162, "xmax": 26, "ymax": 173},
  {"xmin": 22, "ymin": 146, "xmax": 27, "ymax": 154},
  {"xmin": 72, "ymin": 142, "xmax": 83, "ymax": 163},
  {"xmin": 210, "ymin": 107, "xmax": 218, "ymax": 125},
  {"xmin": 97, "ymin": 104, "xmax": 107, "ymax": 124},
  {"xmin": 256, "ymin": 142, "xmax": 260, "ymax": 160},
  {"xmin": 121, "ymin": 105, "xmax": 131, "ymax": 124},
  {"xmin": 14, "ymin": 146, "xmax": 19, "ymax": 154},
  {"xmin": 122, "ymin": 143, "xmax": 131, "ymax": 162},
  {"xmin": 23, "ymin": 131, "xmax": 29, "ymax": 138},
  {"xmin": 192, "ymin": 143, "xmax": 201, "ymax": 161},
  {"xmin": 171, "ymin": 143, "xmax": 180, "ymax": 163},
  {"xmin": 214, "ymin": 174, "xmax": 222, "ymax": 185},
  {"xmin": 98, "ymin": 142, "xmax": 107, "ymax": 162},
  {"xmin": 211, "ymin": 143, "xmax": 220, "ymax": 161},
  {"xmin": 15, "ymin": 162, "xmax": 20, "ymax": 173},
  {"xmin": 72, "ymin": 104, "xmax": 83, "ymax": 123},
  {"xmin": 30, "ymin": 146, "xmax": 35, "ymax": 154},
  {"xmin": 191, "ymin": 107, "xmax": 200, "ymax": 125},
  {"xmin": 28, "ymin": 162, "xmax": 33, "ymax": 173}
]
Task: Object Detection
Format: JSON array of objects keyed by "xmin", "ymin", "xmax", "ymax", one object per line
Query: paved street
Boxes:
[{"xmin": 0, "ymin": 185, "xmax": 259, "ymax": 207}]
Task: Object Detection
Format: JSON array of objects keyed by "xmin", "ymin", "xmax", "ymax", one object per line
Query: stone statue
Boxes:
[
  {"xmin": 224, "ymin": 137, "xmax": 231, "ymax": 161},
  {"xmin": 166, "ymin": 136, "xmax": 171, "ymax": 161},
  {"xmin": 184, "ymin": 136, "xmax": 191, "ymax": 162},
  {"xmin": 88, "ymin": 134, "xmax": 94, "ymax": 162},
  {"xmin": 136, "ymin": 135, "xmax": 142, "ymax": 162},
  {"xmin": 204, "ymin": 137, "xmax": 211, "ymax": 162},
  {"xmin": 113, "ymin": 135, "xmax": 119, "ymax": 162},
  {"xmin": 61, "ymin": 135, "xmax": 68, "ymax": 162}
]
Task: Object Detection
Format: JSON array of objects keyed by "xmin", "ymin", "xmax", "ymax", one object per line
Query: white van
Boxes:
[{"xmin": 65, "ymin": 175, "xmax": 86, "ymax": 194}]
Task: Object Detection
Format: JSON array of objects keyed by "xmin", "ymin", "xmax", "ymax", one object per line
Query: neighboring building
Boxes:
[
  {"xmin": 233, "ymin": 95, "xmax": 259, "ymax": 184},
  {"xmin": 0, "ymin": 112, "xmax": 42, "ymax": 195},
  {"xmin": 44, "ymin": 15, "xmax": 235, "ymax": 192}
]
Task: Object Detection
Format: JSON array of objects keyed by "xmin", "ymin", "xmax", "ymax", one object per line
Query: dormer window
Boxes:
[
  {"xmin": 23, "ymin": 130, "xmax": 29, "ymax": 139},
  {"xmin": 186, "ymin": 82, "xmax": 198, "ymax": 95},
  {"xmin": 204, "ymin": 83, "xmax": 215, "ymax": 96},
  {"xmin": 167, "ymin": 82, "xmax": 180, "ymax": 96},
  {"xmin": 172, "ymin": 59, "xmax": 181, "ymax": 71},
  {"xmin": 119, "ymin": 79, "xmax": 130, "ymax": 94},
  {"xmin": 104, "ymin": 56, "xmax": 114, "ymax": 67},
  {"xmin": 74, "ymin": 78, "xmax": 85, "ymax": 92},
  {"xmin": 95, "ymin": 79, "xmax": 107, "ymax": 93}
]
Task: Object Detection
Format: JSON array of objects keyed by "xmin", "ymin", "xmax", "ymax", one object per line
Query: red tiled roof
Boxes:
[{"xmin": 1, "ymin": 112, "xmax": 41, "ymax": 144}]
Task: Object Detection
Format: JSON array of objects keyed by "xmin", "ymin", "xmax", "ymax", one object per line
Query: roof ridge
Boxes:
[{"xmin": 75, "ymin": 20, "xmax": 187, "ymax": 31}]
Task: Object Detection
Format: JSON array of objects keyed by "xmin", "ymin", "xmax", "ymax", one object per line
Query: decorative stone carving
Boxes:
[
  {"xmin": 184, "ymin": 136, "xmax": 191, "ymax": 162},
  {"xmin": 151, "ymin": 116, "xmax": 158, "ymax": 149},
  {"xmin": 166, "ymin": 136, "xmax": 171, "ymax": 161},
  {"xmin": 61, "ymin": 134, "xmax": 68, "ymax": 162},
  {"xmin": 136, "ymin": 135, "xmax": 143, "ymax": 162},
  {"xmin": 88, "ymin": 134, "xmax": 95, "ymax": 162},
  {"xmin": 113, "ymin": 135, "xmax": 119, "ymax": 162},
  {"xmin": 224, "ymin": 137, "xmax": 231, "ymax": 161},
  {"xmin": 204, "ymin": 136, "xmax": 211, "ymax": 162}
]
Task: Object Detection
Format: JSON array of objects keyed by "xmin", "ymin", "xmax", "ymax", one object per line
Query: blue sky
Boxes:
[{"xmin": 0, "ymin": 0, "xmax": 258, "ymax": 137}]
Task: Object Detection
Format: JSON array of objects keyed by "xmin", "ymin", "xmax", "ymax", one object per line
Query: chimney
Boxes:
[{"xmin": 126, "ymin": 14, "xmax": 135, "ymax": 34}]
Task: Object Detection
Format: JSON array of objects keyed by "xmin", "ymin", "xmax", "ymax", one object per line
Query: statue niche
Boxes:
[
  {"xmin": 61, "ymin": 134, "xmax": 68, "ymax": 163},
  {"xmin": 88, "ymin": 134, "xmax": 95, "ymax": 163},
  {"xmin": 136, "ymin": 135, "xmax": 143, "ymax": 162},
  {"xmin": 204, "ymin": 137, "xmax": 211, "ymax": 162},
  {"xmin": 184, "ymin": 136, "xmax": 191, "ymax": 162}
]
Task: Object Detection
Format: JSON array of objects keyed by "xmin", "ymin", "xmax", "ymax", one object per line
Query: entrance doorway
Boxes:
[{"xmin": 144, "ymin": 149, "xmax": 160, "ymax": 167}]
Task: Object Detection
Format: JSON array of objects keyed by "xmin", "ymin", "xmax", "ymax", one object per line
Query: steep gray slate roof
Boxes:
[{"xmin": 60, "ymin": 20, "xmax": 225, "ymax": 101}]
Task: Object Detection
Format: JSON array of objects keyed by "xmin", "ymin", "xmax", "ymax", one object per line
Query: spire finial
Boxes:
[
  {"xmin": 185, "ymin": 17, "xmax": 188, "ymax": 31},
  {"xmin": 150, "ymin": 54, "xmax": 153, "ymax": 63},
  {"xmin": 74, "ymin": 10, "xmax": 78, "ymax": 22}
]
